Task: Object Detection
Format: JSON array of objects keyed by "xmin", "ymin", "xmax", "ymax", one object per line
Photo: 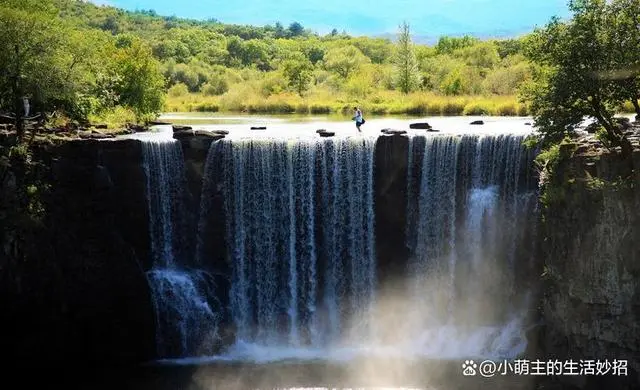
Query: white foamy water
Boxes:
[{"xmin": 142, "ymin": 138, "xmax": 220, "ymax": 358}]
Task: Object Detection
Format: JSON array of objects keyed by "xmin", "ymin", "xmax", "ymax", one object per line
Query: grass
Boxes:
[
  {"xmin": 87, "ymin": 106, "xmax": 138, "ymax": 131},
  {"xmin": 164, "ymin": 90, "xmax": 532, "ymax": 117}
]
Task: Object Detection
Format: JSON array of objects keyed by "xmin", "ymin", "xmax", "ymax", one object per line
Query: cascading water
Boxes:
[
  {"xmin": 145, "ymin": 126, "xmax": 538, "ymax": 365},
  {"xmin": 405, "ymin": 133, "xmax": 537, "ymax": 359},
  {"xmin": 197, "ymin": 137, "xmax": 377, "ymax": 353},
  {"xmin": 141, "ymin": 138, "xmax": 220, "ymax": 358}
]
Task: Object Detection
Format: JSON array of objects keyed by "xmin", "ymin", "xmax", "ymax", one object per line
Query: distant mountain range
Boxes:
[
  {"xmin": 374, "ymin": 28, "xmax": 537, "ymax": 45},
  {"xmin": 85, "ymin": 0, "xmax": 569, "ymax": 44}
]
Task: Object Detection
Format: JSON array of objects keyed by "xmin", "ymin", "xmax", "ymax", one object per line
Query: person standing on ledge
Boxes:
[{"xmin": 353, "ymin": 106, "xmax": 365, "ymax": 132}]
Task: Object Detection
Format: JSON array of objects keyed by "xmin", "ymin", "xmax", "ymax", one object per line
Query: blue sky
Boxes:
[{"xmin": 93, "ymin": 0, "xmax": 571, "ymax": 39}]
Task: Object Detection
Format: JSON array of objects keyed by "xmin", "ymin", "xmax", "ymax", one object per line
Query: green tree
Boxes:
[
  {"xmin": 303, "ymin": 44, "xmax": 325, "ymax": 65},
  {"xmin": 521, "ymin": 0, "xmax": 632, "ymax": 156},
  {"xmin": 0, "ymin": 0, "xmax": 67, "ymax": 140},
  {"xmin": 482, "ymin": 61, "xmax": 531, "ymax": 95},
  {"xmin": 287, "ymin": 22, "xmax": 304, "ymax": 37},
  {"xmin": 352, "ymin": 37, "xmax": 394, "ymax": 64},
  {"xmin": 494, "ymin": 38, "xmax": 524, "ymax": 59},
  {"xmin": 606, "ymin": 0, "xmax": 640, "ymax": 119},
  {"xmin": 226, "ymin": 37, "xmax": 271, "ymax": 70},
  {"xmin": 282, "ymin": 54, "xmax": 313, "ymax": 96},
  {"xmin": 393, "ymin": 22, "xmax": 422, "ymax": 94},
  {"xmin": 109, "ymin": 37, "xmax": 165, "ymax": 120},
  {"xmin": 435, "ymin": 35, "xmax": 479, "ymax": 55},
  {"xmin": 274, "ymin": 22, "xmax": 286, "ymax": 38},
  {"xmin": 453, "ymin": 42, "xmax": 500, "ymax": 75},
  {"xmin": 323, "ymin": 45, "xmax": 370, "ymax": 79}
]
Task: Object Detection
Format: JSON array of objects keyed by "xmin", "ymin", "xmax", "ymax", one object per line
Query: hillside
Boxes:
[
  {"xmin": 51, "ymin": 0, "xmax": 536, "ymax": 117},
  {"xmin": 1, "ymin": 0, "xmax": 637, "ymax": 126}
]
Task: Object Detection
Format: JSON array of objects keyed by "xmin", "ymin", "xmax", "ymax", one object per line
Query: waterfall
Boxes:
[
  {"xmin": 141, "ymin": 139, "xmax": 220, "ymax": 358},
  {"xmin": 143, "ymin": 128, "xmax": 537, "ymax": 363},
  {"xmin": 199, "ymin": 138, "xmax": 376, "ymax": 349},
  {"xmin": 405, "ymin": 133, "xmax": 537, "ymax": 358}
]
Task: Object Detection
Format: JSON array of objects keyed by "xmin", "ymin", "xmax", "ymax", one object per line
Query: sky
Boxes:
[{"xmin": 91, "ymin": 0, "xmax": 571, "ymax": 40}]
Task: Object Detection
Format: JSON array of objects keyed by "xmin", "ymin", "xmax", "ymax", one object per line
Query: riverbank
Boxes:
[
  {"xmin": 164, "ymin": 91, "xmax": 531, "ymax": 116},
  {"xmin": 165, "ymin": 91, "xmax": 639, "ymax": 118}
]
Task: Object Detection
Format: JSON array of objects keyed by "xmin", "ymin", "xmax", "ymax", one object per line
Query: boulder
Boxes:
[
  {"xmin": 148, "ymin": 121, "xmax": 172, "ymax": 126},
  {"xmin": 172, "ymin": 125, "xmax": 192, "ymax": 132},
  {"xmin": 194, "ymin": 130, "xmax": 226, "ymax": 139},
  {"xmin": 470, "ymin": 120, "xmax": 484, "ymax": 125},
  {"xmin": 93, "ymin": 124, "xmax": 108, "ymax": 129},
  {"xmin": 127, "ymin": 123, "xmax": 147, "ymax": 132},
  {"xmin": 319, "ymin": 131, "xmax": 335, "ymax": 137},
  {"xmin": 250, "ymin": 126, "xmax": 267, "ymax": 130},
  {"xmin": 210, "ymin": 130, "xmax": 230, "ymax": 135},
  {"xmin": 381, "ymin": 129, "xmax": 407, "ymax": 135},
  {"xmin": 316, "ymin": 129, "xmax": 328, "ymax": 134},
  {"xmin": 78, "ymin": 131, "xmax": 115, "ymax": 139},
  {"xmin": 409, "ymin": 122, "xmax": 432, "ymax": 129}
]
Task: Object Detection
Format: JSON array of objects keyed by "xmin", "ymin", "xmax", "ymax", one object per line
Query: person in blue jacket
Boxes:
[{"xmin": 353, "ymin": 106, "xmax": 365, "ymax": 132}]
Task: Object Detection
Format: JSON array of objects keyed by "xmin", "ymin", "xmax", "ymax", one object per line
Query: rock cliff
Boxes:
[
  {"xmin": 539, "ymin": 130, "xmax": 640, "ymax": 389},
  {"xmin": 1, "ymin": 138, "xmax": 156, "ymax": 368}
]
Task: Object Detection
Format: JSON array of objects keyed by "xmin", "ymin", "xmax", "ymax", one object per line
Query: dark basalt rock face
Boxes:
[
  {"xmin": 173, "ymin": 129, "xmax": 194, "ymax": 139},
  {"xmin": 374, "ymin": 135, "xmax": 410, "ymax": 291},
  {"xmin": 540, "ymin": 140, "xmax": 640, "ymax": 390},
  {"xmin": 1, "ymin": 138, "xmax": 156, "ymax": 369},
  {"xmin": 175, "ymin": 132, "xmax": 225, "ymax": 218}
]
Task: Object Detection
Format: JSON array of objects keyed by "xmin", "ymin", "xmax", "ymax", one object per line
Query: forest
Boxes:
[{"xmin": 0, "ymin": 0, "xmax": 638, "ymax": 137}]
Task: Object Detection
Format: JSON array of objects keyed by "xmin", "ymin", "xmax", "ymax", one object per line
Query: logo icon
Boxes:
[{"xmin": 462, "ymin": 360, "xmax": 478, "ymax": 376}]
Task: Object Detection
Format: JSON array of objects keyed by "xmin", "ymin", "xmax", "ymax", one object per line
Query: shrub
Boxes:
[
  {"xmin": 441, "ymin": 100, "xmax": 465, "ymax": 115},
  {"xmin": 168, "ymin": 83, "xmax": 189, "ymax": 97},
  {"xmin": 309, "ymin": 103, "xmax": 332, "ymax": 114},
  {"xmin": 496, "ymin": 102, "xmax": 517, "ymax": 116},
  {"xmin": 463, "ymin": 101, "xmax": 492, "ymax": 115},
  {"xmin": 201, "ymin": 76, "xmax": 229, "ymax": 96}
]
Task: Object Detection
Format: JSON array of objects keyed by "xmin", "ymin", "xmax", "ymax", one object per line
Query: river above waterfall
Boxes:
[{"xmin": 152, "ymin": 113, "xmax": 536, "ymax": 139}]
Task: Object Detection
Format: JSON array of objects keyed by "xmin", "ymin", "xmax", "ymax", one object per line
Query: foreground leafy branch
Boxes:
[{"xmin": 521, "ymin": 0, "xmax": 638, "ymax": 160}]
